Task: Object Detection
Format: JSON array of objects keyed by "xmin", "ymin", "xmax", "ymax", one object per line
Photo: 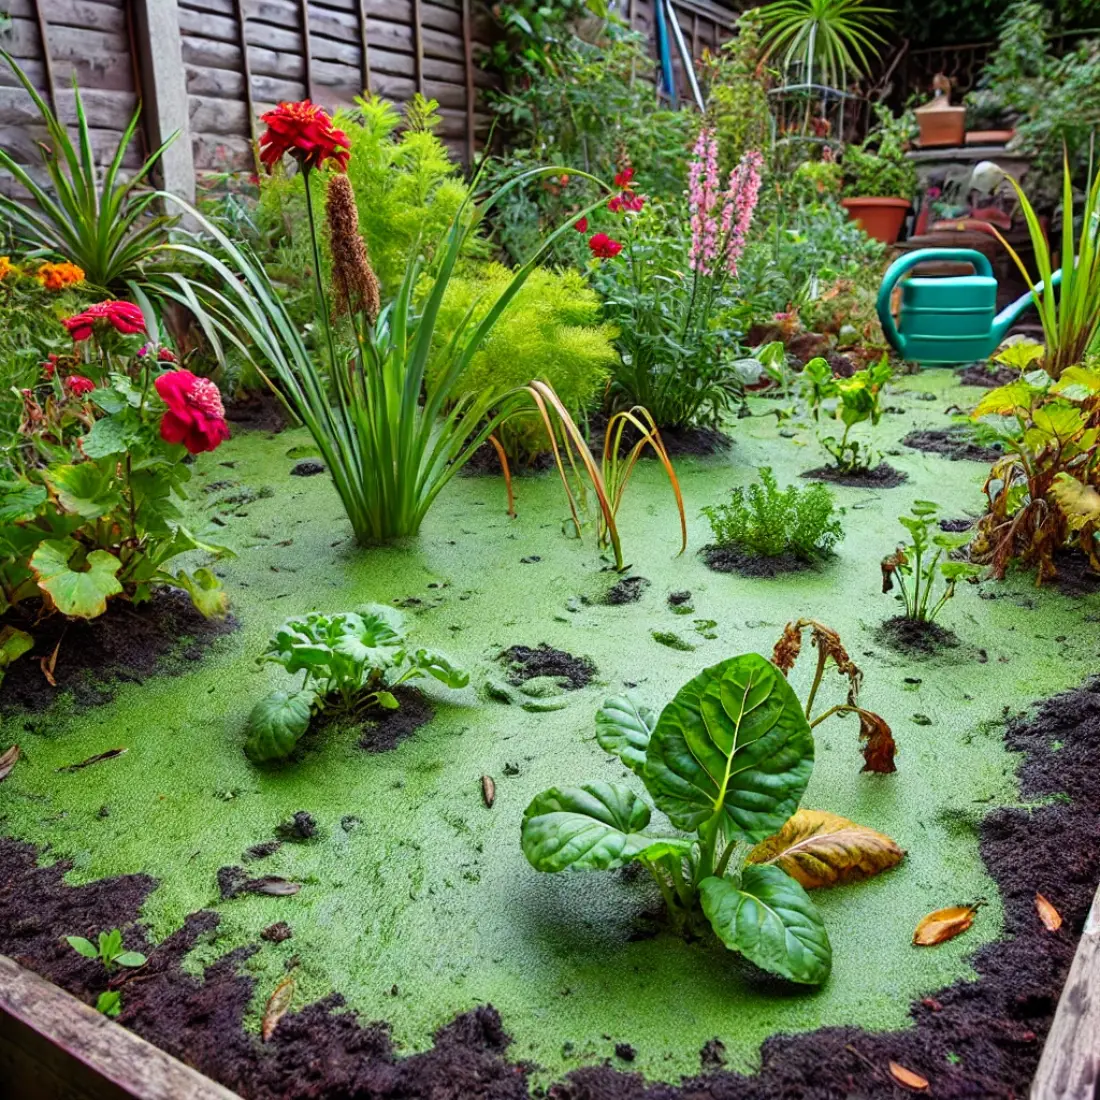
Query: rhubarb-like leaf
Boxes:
[
  {"xmin": 30, "ymin": 538, "xmax": 122, "ymax": 618},
  {"xmin": 595, "ymin": 693, "xmax": 656, "ymax": 775},
  {"xmin": 244, "ymin": 690, "xmax": 316, "ymax": 763}
]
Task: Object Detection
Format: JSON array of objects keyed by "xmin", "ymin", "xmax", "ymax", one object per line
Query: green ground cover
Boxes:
[{"xmin": 2, "ymin": 368, "xmax": 1096, "ymax": 1084}]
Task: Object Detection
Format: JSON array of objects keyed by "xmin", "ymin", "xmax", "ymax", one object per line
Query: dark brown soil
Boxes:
[
  {"xmin": 877, "ymin": 615, "xmax": 961, "ymax": 656},
  {"xmin": 225, "ymin": 390, "xmax": 289, "ymax": 433},
  {"xmin": 957, "ymin": 363, "xmax": 1018, "ymax": 388},
  {"xmin": 801, "ymin": 463, "xmax": 908, "ymax": 488},
  {"xmin": 500, "ymin": 644, "xmax": 596, "ymax": 690},
  {"xmin": 0, "ymin": 589, "xmax": 237, "ymax": 713},
  {"xmin": 2, "ymin": 676, "xmax": 1099, "ymax": 1099},
  {"xmin": 589, "ymin": 414, "xmax": 732, "ymax": 458},
  {"xmin": 1047, "ymin": 551, "xmax": 1100, "ymax": 598},
  {"xmin": 903, "ymin": 427, "xmax": 1003, "ymax": 463},
  {"xmin": 604, "ymin": 576, "xmax": 651, "ymax": 605},
  {"xmin": 461, "ymin": 444, "xmax": 555, "ymax": 478},
  {"xmin": 702, "ymin": 546, "xmax": 818, "ymax": 579},
  {"xmin": 356, "ymin": 686, "xmax": 435, "ymax": 752}
]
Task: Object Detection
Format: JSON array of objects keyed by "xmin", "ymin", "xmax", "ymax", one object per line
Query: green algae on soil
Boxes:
[{"xmin": 2, "ymin": 367, "xmax": 1098, "ymax": 1085}]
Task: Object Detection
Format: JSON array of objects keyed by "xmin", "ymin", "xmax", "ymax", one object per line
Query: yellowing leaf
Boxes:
[
  {"xmin": 1035, "ymin": 893, "xmax": 1062, "ymax": 932},
  {"xmin": 1050, "ymin": 472, "xmax": 1100, "ymax": 531},
  {"xmin": 913, "ymin": 904, "xmax": 978, "ymax": 946},
  {"xmin": 749, "ymin": 809, "xmax": 905, "ymax": 889},
  {"xmin": 972, "ymin": 380, "xmax": 1039, "ymax": 419},
  {"xmin": 889, "ymin": 1061, "xmax": 929, "ymax": 1091},
  {"xmin": 262, "ymin": 976, "xmax": 295, "ymax": 1042}
]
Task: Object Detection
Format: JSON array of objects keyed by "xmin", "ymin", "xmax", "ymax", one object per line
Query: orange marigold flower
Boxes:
[
  {"xmin": 0, "ymin": 256, "xmax": 17, "ymax": 281},
  {"xmin": 258, "ymin": 100, "xmax": 350, "ymax": 174},
  {"xmin": 37, "ymin": 261, "xmax": 85, "ymax": 291}
]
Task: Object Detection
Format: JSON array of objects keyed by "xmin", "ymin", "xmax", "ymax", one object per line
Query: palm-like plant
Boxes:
[{"xmin": 757, "ymin": 0, "xmax": 890, "ymax": 88}]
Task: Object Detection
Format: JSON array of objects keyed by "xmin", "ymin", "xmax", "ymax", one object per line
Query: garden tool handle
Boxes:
[{"xmin": 876, "ymin": 249, "xmax": 995, "ymax": 354}]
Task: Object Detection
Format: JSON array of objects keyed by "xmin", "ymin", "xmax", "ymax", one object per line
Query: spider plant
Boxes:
[
  {"xmin": 996, "ymin": 154, "xmax": 1100, "ymax": 381},
  {"xmin": 757, "ymin": 0, "xmax": 890, "ymax": 88}
]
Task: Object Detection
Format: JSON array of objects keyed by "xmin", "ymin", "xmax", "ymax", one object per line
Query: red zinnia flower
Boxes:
[
  {"xmin": 623, "ymin": 193, "xmax": 646, "ymax": 213},
  {"xmin": 588, "ymin": 233, "xmax": 623, "ymax": 260},
  {"xmin": 607, "ymin": 195, "xmax": 624, "ymax": 213},
  {"xmin": 64, "ymin": 374, "xmax": 95, "ymax": 396},
  {"xmin": 62, "ymin": 301, "xmax": 146, "ymax": 342},
  {"xmin": 157, "ymin": 347, "xmax": 177, "ymax": 363},
  {"xmin": 258, "ymin": 100, "xmax": 350, "ymax": 174},
  {"xmin": 154, "ymin": 370, "xmax": 230, "ymax": 455},
  {"xmin": 574, "ymin": 216, "xmax": 588, "ymax": 233},
  {"xmin": 42, "ymin": 353, "xmax": 59, "ymax": 379},
  {"xmin": 614, "ymin": 166, "xmax": 635, "ymax": 190}
]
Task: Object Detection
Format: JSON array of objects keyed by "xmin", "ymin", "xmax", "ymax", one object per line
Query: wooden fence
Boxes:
[{"xmin": 0, "ymin": 0, "xmax": 736, "ymax": 200}]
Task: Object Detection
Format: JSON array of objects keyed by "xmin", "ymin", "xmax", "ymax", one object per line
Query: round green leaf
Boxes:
[
  {"xmin": 700, "ymin": 864, "xmax": 832, "ymax": 986},
  {"xmin": 413, "ymin": 647, "xmax": 469, "ymax": 689},
  {"xmin": 643, "ymin": 654, "xmax": 813, "ymax": 841},
  {"xmin": 333, "ymin": 606, "xmax": 405, "ymax": 667},
  {"xmin": 595, "ymin": 692, "xmax": 656, "ymax": 775},
  {"xmin": 521, "ymin": 782, "xmax": 654, "ymax": 872},
  {"xmin": 114, "ymin": 951, "xmax": 147, "ymax": 968},
  {"xmin": 31, "ymin": 539, "xmax": 123, "ymax": 619},
  {"xmin": 244, "ymin": 690, "xmax": 316, "ymax": 763}
]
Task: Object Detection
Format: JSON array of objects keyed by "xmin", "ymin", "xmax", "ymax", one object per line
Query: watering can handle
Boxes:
[{"xmin": 876, "ymin": 249, "xmax": 995, "ymax": 354}]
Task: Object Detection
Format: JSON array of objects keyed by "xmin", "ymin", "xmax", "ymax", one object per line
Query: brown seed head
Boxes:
[{"xmin": 324, "ymin": 173, "xmax": 380, "ymax": 324}]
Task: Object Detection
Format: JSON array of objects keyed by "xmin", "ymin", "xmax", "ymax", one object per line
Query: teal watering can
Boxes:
[{"xmin": 876, "ymin": 248, "xmax": 1061, "ymax": 365}]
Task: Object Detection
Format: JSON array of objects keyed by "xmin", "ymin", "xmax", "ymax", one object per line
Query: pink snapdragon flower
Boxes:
[
  {"xmin": 720, "ymin": 151, "xmax": 764, "ymax": 278},
  {"xmin": 688, "ymin": 127, "xmax": 721, "ymax": 275}
]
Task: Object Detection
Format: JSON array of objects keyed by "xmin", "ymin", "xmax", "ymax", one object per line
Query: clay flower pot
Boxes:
[
  {"xmin": 841, "ymin": 197, "xmax": 911, "ymax": 244},
  {"xmin": 917, "ymin": 106, "xmax": 966, "ymax": 148}
]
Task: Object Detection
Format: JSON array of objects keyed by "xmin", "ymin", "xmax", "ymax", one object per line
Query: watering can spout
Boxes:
[{"xmin": 991, "ymin": 271, "xmax": 1062, "ymax": 346}]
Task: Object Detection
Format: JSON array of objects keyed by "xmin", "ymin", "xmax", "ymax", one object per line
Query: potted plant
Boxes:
[{"xmin": 840, "ymin": 107, "xmax": 918, "ymax": 244}]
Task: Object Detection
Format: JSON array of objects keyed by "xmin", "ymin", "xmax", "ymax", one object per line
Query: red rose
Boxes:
[
  {"xmin": 574, "ymin": 216, "xmax": 588, "ymax": 233},
  {"xmin": 64, "ymin": 374, "xmax": 95, "ymax": 396},
  {"xmin": 157, "ymin": 347, "xmax": 177, "ymax": 362},
  {"xmin": 588, "ymin": 233, "xmax": 623, "ymax": 260},
  {"xmin": 42, "ymin": 354, "xmax": 59, "ymax": 379},
  {"xmin": 155, "ymin": 370, "xmax": 230, "ymax": 455},
  {"xmin": 607, "ymin": 195, "xmax": 624, "ymax": 213},
  {"xmin": 62, "ymin": 300, "xmax": 145, "ymax": 342},
  {"xmin": 614, "ymin": 166, "xmax": 635, "ymax": 190},
  {"xmin": 258, "ymin": 101, "xmax": 350, "ymax": 173},
  {"xmin": 623, "ymin": 193, "xmax": 646, "ymax": 213}
]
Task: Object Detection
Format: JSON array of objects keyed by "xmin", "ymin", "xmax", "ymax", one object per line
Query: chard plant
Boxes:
[
  {"xmin": 521, "ymin": 654, "xmax": 902, "ymax": 986},
  {"xmin": 245, "ymin": 606, "xmax": 468, "ymax": 763},
  {"xmin": 881, "ymin": 501, "xmax": 981, "ymax": 622},
  {"xmin": 802, "ymin": 354, "xmax": 892, "ymax": 474}
]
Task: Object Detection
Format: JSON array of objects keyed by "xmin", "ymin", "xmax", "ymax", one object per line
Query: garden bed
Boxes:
[{"xmin": 2, "ymin": 370, "xmax": 1099, "ymax": 1098}]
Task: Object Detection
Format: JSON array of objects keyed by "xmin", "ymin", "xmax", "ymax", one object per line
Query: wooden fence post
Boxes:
[{"xmin": 131, "ymin": 0, "xmax": 195, "ymax": 204}]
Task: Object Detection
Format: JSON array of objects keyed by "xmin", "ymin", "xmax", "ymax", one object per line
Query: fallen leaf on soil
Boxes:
[
  {"xmin": 1035, "ymin": 893, "xmax": 1062, "ymax": 932},
  {"xmin": 40, "ymin": 639, "xmax": 61, "ymax": 687},
  {"xmin": 246, "ymin": 877, "xmax": 301, "ymax": 896},
  {"xmin": 913, "ymin": 904, "xmax": 978, "ymax": 946},
  {"xmin": 888, "ymin": 1061, "xmax": 929, "ymax": 1090},
  {"xmin": 0, "ymin": 745, "xmax": 20, "ymax": 782},
  {"xmin": 262, "ymin": 976, "xmax": 295, "ymax": 1041},
  {"xmin": 57, "ymin": 748, "xmax": 127, "ymax": 773},
  {"xmin": 481, "ymin": 775, "xmax": 495, "ymax": 808},
  {"xmin": 858, "ymin": 708, "xmax": 897, "ymax": 773},
  {"xmin": 749, "ymin": 809, "xmax": 905, "ymax": 888}
]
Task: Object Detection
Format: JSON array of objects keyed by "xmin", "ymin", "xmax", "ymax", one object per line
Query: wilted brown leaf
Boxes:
[
  {"xmin": 771, "ymin": 621, "xmax": 803, "ymax": 673},
  {"xmin": 859, "ymin": 709, "xmax": 897, "ymax": 774},
  {"xmin": 247, "ymin": 877, "xmax": 301, "ymax": 896},
  {"xmin": 749, "ymin": 809, "xmax": 905, "ymax": 889},
  {"xmin": 1035, "ymin": 893, "xmax": 1062, "ymax": 932},
  {"xmin": 913, "ymin": 904, "xmax": 978, "ymax": 946},
  {"xmin": 481, "ymin": 775, "xmax": 496, "ymax": 808},
  {"xmin": 888, "ymin": 1061, "xmax": 929, "ymax": 1091},
  {"xmin": 262, "ymin": 976, "xmax": 295, "ymax": 1041},
  {"xmin": 0, "ymin": 744, "xmax": 20, "ymax": 782},
  {"xmin": 40, "ymin": 639, "xmax": 61, "ymax": 687},
  {"xmin": 57, "ymin": 748, "xmax": 127, "ymax": 773}
]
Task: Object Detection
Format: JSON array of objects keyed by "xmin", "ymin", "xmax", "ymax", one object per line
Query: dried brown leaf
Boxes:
[
  {"xmin": 1035, "ymin": 893, "xmax": 1062, "ymax": 932},
  {"xmin": 0, "ymin": 744, "xmax": 20, "ymax": 782},
  {"xmin": 749, "ymin": 809, "xmax": 905, "ymax": 889},
  {"xmin": 888, "ymin": 1061, "xmax": 929, "ymax": 1091},
  {"xmin": 913, "ymin": 904, "xmax": 978, "ymax": 946},
  {"xmin": 262, "ymin": 976, "xmax": 295, "ymax": 1041},
  {"xmin": 771, "ymin": 621, "xmax": 803, "ymax": 674},
  {"xmin": 57, "ymin": 748, "xmax": 127, "ymax": 773},
  {"xmin": 481, "ymin": 775, "xmax": 496, "ymax": 808},
  {"xmin": 858, "ymin": 709, "xmax": 897, "ymax": 774},
  {"xmin": 247, "ymin": 877, "xmax": 301, "ymax": 896}
]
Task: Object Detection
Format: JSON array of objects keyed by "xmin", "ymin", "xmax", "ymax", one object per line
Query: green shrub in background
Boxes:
[
  {"xmin": 426, "ymin": 264, "xmax": 618, "ymax": 464},
  {"xmin": 841, "ymin": 106, "xmax": 918, "ymax": 200},
  {"xmin": 703, "ymin": 466, "xmax": 843, "ymax": 562}
]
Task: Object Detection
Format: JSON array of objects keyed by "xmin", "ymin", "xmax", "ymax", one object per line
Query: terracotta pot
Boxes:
[
  {"xmin": 917, "ymin": 106, "xmax": 966, "ymax": 147},
  {"xmin": 841, "ymin": 197, "xmax": 911, "ymax": 244},
  {"xmin": 965, "ymin": 129, "xmax": 1016, "ymax": 145}
]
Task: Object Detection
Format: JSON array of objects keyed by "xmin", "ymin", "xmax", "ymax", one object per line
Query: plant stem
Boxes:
[{"xmin": 301, "ymin": 168, "xmax": 340, "ymax": 380}]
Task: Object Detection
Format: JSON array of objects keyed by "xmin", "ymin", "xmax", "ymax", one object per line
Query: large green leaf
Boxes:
[
  {"xmin": 0, "ymin": 625, "xmax": 33, "ymax": 684},
  {"xmin": 0, "ymin": 480, "xmax": 47, "ymax": 523},
  {"xmin": 643, "ymin": 654, "xmax": 813, "ymax": 841},
  {"xmin": 595, "ymin": 693, "xmax": 656, "ymax": 775},
  {"xmin": 30, "ymin": 538, "xmax": 123, "ymax": 618},
  {"xmin": 700, "ymin": 864, "xmax": 832, "ymax": 985},
  {"xmin": 244, "ymin": 690, "xmax": 316, "ymax": 763},
  {"xmin": 44, "ymin": 463, "xmax": 120, "ymax": 521},
  {"xmin": 412, "ymin": 647, "xmax": 469, "ymax": 689},
  {"xmin": 174, "ymin": 568, "xmax": 229, "ymax": 619},
  {"xmin": 333, "ymin": 606, "xmax": 405, "ymax": 667},
  {"xmin": 521, "ymin": 782, "xmax": 659, "ymax": 872},
  {"xmin": 81, "ymin": 415, "xmax": 137, "ymax": 459}
]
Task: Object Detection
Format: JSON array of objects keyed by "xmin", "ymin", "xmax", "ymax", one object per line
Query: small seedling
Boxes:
[
  {"xmin": 802, "ymin": 354, "xmax": 892, "ymax": 474},
  {"xmin": 881, "ymin": 501, "xmax": 981, "ymax": 623},
  {"xmin": 96, "ymin": 990, "xmax": 122, "ymax": 1017},
  {"xmin": 66, "ymin": 929, "xmax": 146, "ymax": 974}
]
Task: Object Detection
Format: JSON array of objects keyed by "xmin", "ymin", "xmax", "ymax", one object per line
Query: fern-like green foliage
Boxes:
[
  {"xmin": 703, "ymin": 467, "xmax": 843, "ymax": 561},
  {"xmin": 427, "ymin": 264, "xmax": 619, "ymax": 463},
  {"xmin": 256, "ymin": 94, "xmax": 481, "ymax": 300}
]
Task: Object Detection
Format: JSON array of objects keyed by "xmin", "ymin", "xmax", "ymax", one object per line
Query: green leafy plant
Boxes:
[
  {"xmin": 66, "ymin": 929, "xmax": 146, "ymax": 973},
  {"xmin": 702, "ymin": 466, "xmax": 843, "ymax": 562},
  {"xmin": 881, "ymin": 501, "xmax": 981, "ymax": 622},
  {"xmin": 96, "ymin": 990, "xmax": 123, "ymax": 1017},
  {"xmin": 841, "ymin": 106, "xmax": 918, "ymax": 199},
  {"xmin": 244, "ymin": 606, "xmax": 468, "ymax": 763},
  {"xmin": 758, "ymin": 0, "xmax": 891, "ymax": 87},
  {"xmin": 522, "ymin": 655, "xmax": 902, "ymax": 984},
  {"xmin": 802, "ymin": 353, "xmax": 892, "ymax": 473},
  {"xmin": 969, "ymin": 363, "xmax": 1100, "ymax": 583}
]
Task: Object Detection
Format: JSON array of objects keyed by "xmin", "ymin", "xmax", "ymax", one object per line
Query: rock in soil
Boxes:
[
  {"xmin": 500, "ymin": 644, "xmax": 596, "ymax": 690},
  {"xmin": 290, "ymin": 459, "xmax": 326, "ymax": 477}
]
